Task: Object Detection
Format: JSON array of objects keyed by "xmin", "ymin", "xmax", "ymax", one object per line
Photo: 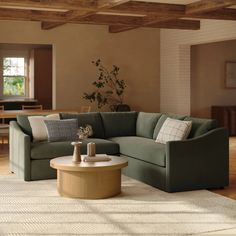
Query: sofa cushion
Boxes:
[
  {"xmin": 136, "ymin": 112, "xmax": 162, "ymax": 139},
  {"xmin": 28, "ymin": 114, "xmax": 60, "ymax": 142},
  {"xmin": 17, "ymin": 114, "xmax": 60, "ymax": 139},
  {"xmin": 44, "ymin": 119, "xmax": 78, "ymax": 142},
  {"xmin": 155, "ymin": 118, "xmax": 192, "ymax": 144},
  {"xmin": 109, "ymin": 136, "xmax": 166, "ymax": 167},
  {"xmin": 60, "ymin": 112, "xmax": 105, "ymax": 138},
  {"xmin": 101, "ymin": 112, "xmax": 137, "ymax": 138},
  {"xmin": 31, "ymin": 138, "xmax": 119, "ymax": 160},
  {"xmin": 17, "ymin": 115, "xmax": 33, "ymax": 138},
  {"xmin": 153, "ymin": 114, "xmax": 186, "ymax": 139},
  {"xmin": 81, "ymin": 138, "xmax": 120, "ymax": 155},
  {"xmin": 184, "ymin": 117, "xmax": 217, "ymax": 138}
]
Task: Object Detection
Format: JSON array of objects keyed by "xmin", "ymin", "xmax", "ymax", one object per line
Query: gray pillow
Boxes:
[{"xmin": 44, "ymin": 119, "xmax": 78, "ymax": 142}]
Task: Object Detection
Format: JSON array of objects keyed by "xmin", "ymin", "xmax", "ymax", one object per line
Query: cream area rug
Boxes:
[{"xmin": 1, "ymin": 176, "xmax": 236, "ymax": 236}]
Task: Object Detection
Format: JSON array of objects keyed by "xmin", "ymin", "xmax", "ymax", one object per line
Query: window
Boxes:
[{"xmin": 3, "ymin": 57, "xmax": 26, "ymax": 96}]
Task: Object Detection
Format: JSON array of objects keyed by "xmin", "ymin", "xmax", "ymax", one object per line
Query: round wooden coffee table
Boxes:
[{"xmin": 50, "ymin": 155, "xmax": 128, "ymax": 199}]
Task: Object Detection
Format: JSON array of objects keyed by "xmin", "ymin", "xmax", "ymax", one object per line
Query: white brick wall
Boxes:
[{"xmin": 160, "ymin": 20, "xmax": 236, "ymax": 115}]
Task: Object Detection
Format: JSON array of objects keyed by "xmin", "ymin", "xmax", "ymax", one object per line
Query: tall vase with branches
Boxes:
[{"xmin": 83, "ymin": 59, "xmax": 127, "ymax": 110}]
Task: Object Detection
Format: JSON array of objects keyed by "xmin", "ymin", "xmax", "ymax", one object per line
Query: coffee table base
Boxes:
[{"xmin": 57, "ymin": 169, "xmax": 121, "ymax": 199}]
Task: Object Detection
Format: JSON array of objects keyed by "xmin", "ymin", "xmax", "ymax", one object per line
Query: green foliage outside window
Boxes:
[
  {"xmin": 3, "ymin": 57, "xmax": 25, "ymax": 96},
  {"xmin": 3, "ymin": 76, "xmax": 25, "ymax": 96}
]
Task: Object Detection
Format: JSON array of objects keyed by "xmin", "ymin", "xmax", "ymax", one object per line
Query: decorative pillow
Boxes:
[
  {"xmin": 155, "ymin": 118, "xmax": 192, "ymax": 144},
  {"xmin": 44, "ymin": 119, "xmax": 78, "ymax": 142},
  {"xmin": 28, "ymin": 114, "xmax": 60, "ymax": 142}
]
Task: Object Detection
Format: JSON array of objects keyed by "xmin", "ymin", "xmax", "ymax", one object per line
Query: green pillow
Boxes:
[
  {"xmin": 100, "ymin": 112, "xmax": 137, "ymax": 138},
  {"xmin": 136, "ymin": 112, "xmax": 162, "ymax": 139},
  {"xmin": 184, "ymin": 117, "xmax": 217, "ymax": 138}
]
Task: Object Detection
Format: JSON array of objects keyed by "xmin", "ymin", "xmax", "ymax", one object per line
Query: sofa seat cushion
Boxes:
[
  {"xmin": 109, "ymin": 136, "xmax": 166, "ymax": 167},
  {"xmin": 81, "ymin": 138, "xmax": 120, "ymax": 155},
  {"xmin": 31, "ymin": 138, "xmax": 119, "ymax": 160}
]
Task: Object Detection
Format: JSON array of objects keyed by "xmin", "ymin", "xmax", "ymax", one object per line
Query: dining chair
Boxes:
[
  {"xmin": 80, "ymin": 105, "xmax": 91, "ymax": 113},
  {"xmin": 22, "ymin": 105, "xmax": 43, "ymax": 110},
  {"xmin": 0, "ymin": 105, "xmax": 9, "ymax": 145}
]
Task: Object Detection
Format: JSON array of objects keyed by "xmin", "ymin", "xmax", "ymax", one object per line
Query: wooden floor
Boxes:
[
  {"xmin": 0, "ymin": 144, "xmax": 10, "ymax": 175},
  {"xmin": 1, "ymin": 139, "xmax": 236, "ymax": 200},
  {"xmin": 212, "ymin": 137, "xmax": 236, "ymax": 199}
]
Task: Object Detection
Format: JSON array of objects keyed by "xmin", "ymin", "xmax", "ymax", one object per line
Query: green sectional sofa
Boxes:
[{"xmin": 10, "ymin": 111, "xmax": 229, "ymax": 192}]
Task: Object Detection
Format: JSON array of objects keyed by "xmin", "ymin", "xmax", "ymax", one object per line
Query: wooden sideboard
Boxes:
[{"xmin": 211, "ymin": 106, "xmax": 236, "ymax": 136}]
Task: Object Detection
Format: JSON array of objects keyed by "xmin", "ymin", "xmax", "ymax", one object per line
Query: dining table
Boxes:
[{"xmin": 0, "ymin": 109, "xmax": 80, "ymax": 119}]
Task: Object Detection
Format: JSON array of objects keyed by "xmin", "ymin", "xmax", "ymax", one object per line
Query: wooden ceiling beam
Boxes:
[
  {"xmin": 108, "ymin": 0, "xmax": 236, "ymax": 33},
  {"xmin": 98, "ymin": 0, "xmax": 131, "ymax": 8},
  {"xmin": 77, "ymin": 14, "xmax": 143, "ymax": 26},
  {"xmin": 186, "ymin": 0, "xmax": 236, "ymax": 15},
  {"xmin": 0, "ymin": 8, "xmax": 67, "ymax": 22},
  {"xmin": 149, "ymin": 19, "xmax": 201, "ymax": 30},
  {"xmin": 0, "ymin": 0, "xmax": 236, "ymax": 33},
  {"xmin": 40, "ymin": 1, "xmax": 186, "ymax": 31},
  {"xmin": 3, "ymin": 7, "xmax": 236, "ymax": 27},
  {"xmin": 41, "ymin": 0, "xmax": 130, "ymax": 30},
  {"xmin": 109, "ymin": 25, "xmax": 134, "ymax": 33},
  {"xmin": 0, "ymin": 8, "xmax": 143, "ymax": 26},
  {"xmin": 0, "ymin": 0, "xmax": 186, "ymax": 16},
  {"xmin": 41, "ymin": 10, "xmax": 94, "ymax": 30},
  {"xmin": 193, "ymin": 8, "xmax": 236, "ymax": 21},
  {"xmin": 105, "ymin": 2, "xmax": 186, "ymax": 33},
  {"xmin": 109, "ymin": 19, "xmax": 201, "ymax": 33},
  {"xmin": 0, "ymin": 0, "xmax": 98, "ymax": 11},
  {"xmin": 110, "ymin": 1, "xmax": 185, "ymax": 16}
]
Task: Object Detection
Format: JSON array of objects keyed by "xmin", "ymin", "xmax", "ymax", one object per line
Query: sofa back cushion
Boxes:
[
  {"xmin": 60, "ymin": 112, "xmax": 105, "ymax": 138},
  {"xmin": 136, "ymin": 112, "xmax": 162, "ymax": 139},
  {"xmin": 17, "ymin": 115, "xmax": 34, "ymax": 138},
  {"xmin": 100, "ymin": 112, "xmax": 137, "ymax": 138},
  {"xmin": 28, "ymin": 114, "xmax": 60, "ymax": 142},
  {"xmin": 184, "ymin": 117, "xmax": 217, "ymax": 138},
  {"xmin": 153, "ymin": 113, "xmax": 186, "ymax": 139}
]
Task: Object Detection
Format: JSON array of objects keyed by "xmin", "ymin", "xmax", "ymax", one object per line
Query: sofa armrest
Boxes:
[
  {"xmin": 10, "ymin": 121, "xmax": 31, "ymax": 181},
  {"xmin": 165, "ymin": 128, "xmax": 229, "ymax": 192}
]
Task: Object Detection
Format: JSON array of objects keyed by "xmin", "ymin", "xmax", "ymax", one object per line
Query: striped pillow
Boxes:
[
  {"xmin": 44, "ymin": 119, "xmax": 78, "ymax": 142},
  {"xmin": 155, "ymin": 118, "xmax": 192, "ymax": 144}
]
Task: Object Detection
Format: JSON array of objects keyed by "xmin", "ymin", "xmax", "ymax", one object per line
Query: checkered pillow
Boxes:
[
  {"xmin": 155, "ymin": 118, "xmax": 192, "ymax": 144},
  {"xmin": 44, "ymin": 119, "xmax": 78, "ymax": 142}
]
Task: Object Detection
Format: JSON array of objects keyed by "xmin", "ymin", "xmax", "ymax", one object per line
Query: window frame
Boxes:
[{"xmin": 0, "ymin": 50, "xmax": 29, "ymax": 98}]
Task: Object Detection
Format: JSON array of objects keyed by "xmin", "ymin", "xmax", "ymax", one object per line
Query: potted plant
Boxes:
[{"xmin": 83, "ymin": 59, "xmax": 130, "ymax": 111}]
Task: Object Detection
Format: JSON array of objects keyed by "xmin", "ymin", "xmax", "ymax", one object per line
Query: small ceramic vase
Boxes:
[{"xmin": 71, "ymin": 141, "xmax": 82, "ymax": 163}]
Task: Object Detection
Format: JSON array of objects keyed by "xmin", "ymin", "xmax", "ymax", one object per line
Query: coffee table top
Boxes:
[{"xmin": 50, "ymin": 155, "xmax": 128, "ymax": 172}]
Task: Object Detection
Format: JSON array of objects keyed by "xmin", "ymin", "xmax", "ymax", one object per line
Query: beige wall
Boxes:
[
  {"xmin": 191, "ymin": 40, "xmax": 236, "ymax": 118},
  {"xmin": 0, "ymin": 21, "xmax": 160, "ymax": 112},
  {"xmin": 160, "ymin": 20, "xmax": 236, "ymax": 115}
]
